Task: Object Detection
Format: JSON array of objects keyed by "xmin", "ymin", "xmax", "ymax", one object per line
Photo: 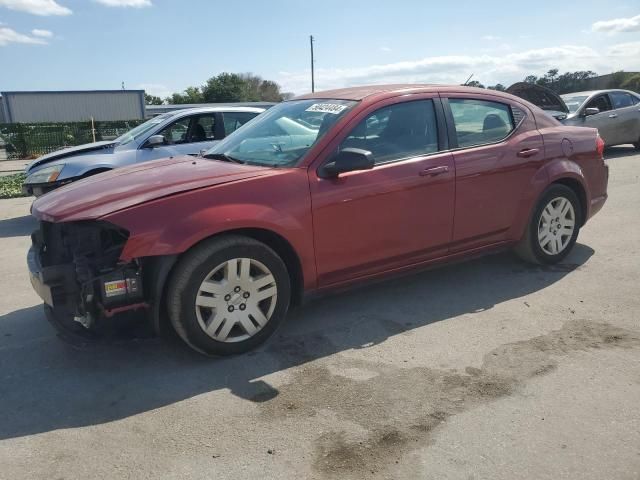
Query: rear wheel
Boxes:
[
  {"xmin": 166, "ymin": 235, "xmax": 291, "ymax": 356},
  {"xmin": 515, "ymin": 184, "xmax": 581, "ymax": 264}
]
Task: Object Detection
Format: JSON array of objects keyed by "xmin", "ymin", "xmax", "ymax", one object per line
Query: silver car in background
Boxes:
[
  {"xmin": 22, "ymin": 106, "xmax": 266, "ymax": 196},
  {"xmin": 561, "ymin": 90, "xmax": 640, "ymax": 148},
  {"xmin": 508, "ymin": 83, "xmax": 640, "ymax": 148}
]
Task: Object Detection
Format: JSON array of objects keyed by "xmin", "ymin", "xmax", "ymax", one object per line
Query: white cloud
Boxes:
[
  {"xmin": 277, "ymin": 44, "xmax": 640, "ymax": 94},
  {"xmin": 607, "ymin": 41, "xmax": 640, "ymax": 57},
  {"xmin": 592, "ymin": 14, "xmax": 640, "ymax": 33},
  {"xmin": 31, "ymin": 28, "xmax": 52, "ymax": 37},
  {"xmin": 137, "ymin": 83, "xmax": 172, "ymax": 98},
  {"xmin": 482, "ymin": 35, "xmax": 501, "ymax": 41},
  {"xmin": 0, "ymin": 0, "xmax": 71, "ymax": 16},
  {"xmin": 380, "ymin": 46, "xmax": 391, "ymax": 52},
  {"xmin": 93, "ymin": 0, "xmax": 152, "ymax": 7},
  {"xmin": 0, "ymin": 25, "xmax": 47, "ymax": 45}
]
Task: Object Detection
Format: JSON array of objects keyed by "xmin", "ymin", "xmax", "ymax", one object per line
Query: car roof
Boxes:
[
  {"xmin": 561, "ymin": 89, "xmax": 639, "ymax": 97},
  {"xmin": 292, "ymin": 84, "xmax": 518, "ymax": 102},
  {"xmin": 168, "ymin": 106, "xmax": 266, "ymax": 115}
]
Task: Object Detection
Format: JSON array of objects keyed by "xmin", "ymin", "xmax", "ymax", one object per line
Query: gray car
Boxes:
[
  {"xmin": 22, "ymin": 106, "xmax": 265, "ymax": 196},
  {"xmin": 507, "ymin": 83, "xmax": 640, "ymax": 148}
]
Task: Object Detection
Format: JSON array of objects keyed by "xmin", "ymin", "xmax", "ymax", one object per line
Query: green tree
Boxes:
[
  {"xmin": 523, "ymin": 75, "xmax": 538, "ymax": 84},
  {"xmin": 621, "ymin": 73, "xmax": 640, "ymax": 93},
  {"xmin": 546, "ymin": 68, "xmax": 559, "ymax": 85},
  {"xmin": 166, "ymin": 86, "xmax": 203, "ymax": 104},
  {"xmin": 608, "ymin": 71, "xmax": 630, "ymax": 89},
  {"xmin": 165, "ymin": 72, "xmax": 286, "ymax": 104},
  {"xmin": 487, "ymin": 83, "xmax": 506, "ymax": 91},
  {"xmin": 202, "ymin": 73, "xmax": 247, "ymax": 102},
  {"xmin": 465, "ymin": 80, "xmax": 485, "ymax": 88},
  {"xmin": 144, "ymin": 93, "xmax": 164, "ymax": 105}
]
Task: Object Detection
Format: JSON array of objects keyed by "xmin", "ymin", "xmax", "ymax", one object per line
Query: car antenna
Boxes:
[{"xmin": 463, "ymin": 74, "xmax": 474, "ymax": 86}]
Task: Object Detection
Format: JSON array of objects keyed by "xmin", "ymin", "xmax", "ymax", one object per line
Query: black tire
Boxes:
[
  {"xmin": 166, "ymin": 235, "xmax": 291, "ymax": 356},
  {"xmin": 515, "ymin": 184, "xmax": 582, "ymax": 265}
]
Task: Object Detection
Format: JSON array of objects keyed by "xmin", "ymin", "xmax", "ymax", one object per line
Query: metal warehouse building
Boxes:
[{"xmin": 0, "ymin": 90, "xmax": 145, "ymax": 123}]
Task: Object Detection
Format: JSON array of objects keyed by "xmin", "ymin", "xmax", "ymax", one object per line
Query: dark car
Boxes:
[{"xmin": 28, "ymin": 84, "xmax": 608, "ymax": 356}]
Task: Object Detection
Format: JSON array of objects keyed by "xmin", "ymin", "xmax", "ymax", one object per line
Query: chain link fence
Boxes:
[{"xmin": 0, "ymin": 119, "xmax": 145, "ymax": 160}]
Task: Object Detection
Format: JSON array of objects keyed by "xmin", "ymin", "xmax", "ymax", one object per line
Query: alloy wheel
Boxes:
[
  {"xmin": 194, "ymin": 258, "xmax": 278, "ymax": 343},
  {"xmin": 537, "ymin": 197, "xmax": 575, "ymax": 255}
]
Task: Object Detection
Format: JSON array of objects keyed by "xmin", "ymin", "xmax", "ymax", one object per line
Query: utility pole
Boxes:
[{"xmin": 310, "ymin": 35, "xmax": 315, "ymax": 93}]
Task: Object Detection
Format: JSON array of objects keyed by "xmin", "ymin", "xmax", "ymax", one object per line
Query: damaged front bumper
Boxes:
[{"xmin": 27, "ymin": 220, "xmax": 147, "ymax": 334}]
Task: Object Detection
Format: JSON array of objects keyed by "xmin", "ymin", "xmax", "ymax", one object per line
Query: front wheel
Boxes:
[
  {"xmin": 515, "ymin": 184, "xmax": 581, "ymax": 265},
  {"xmin": 166, "ymin": 235, "xmax": 291, "ymax": 356}
]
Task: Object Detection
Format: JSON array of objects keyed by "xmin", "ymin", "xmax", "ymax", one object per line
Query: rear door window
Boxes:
[
  {"xmin": 448, "ymin": 99, "xmax": 514, "ymax": 148},
  {"xmin": 190, "ymin": 114, "xmax": 216, "ymax": 142},
  {"xmin": 609, "ymin": 92, "xmax": 634, "ymax": 109},
  {"xmin": 222, "ymin": 112, "xmax": 259, "ymax": 136},
  {"xmin": 340, "ymin": 100, "xmax": 439, "ymax": 165}
]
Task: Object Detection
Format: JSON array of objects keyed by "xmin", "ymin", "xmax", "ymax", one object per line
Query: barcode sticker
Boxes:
[{"xmin": 305, "ymin": 103, "xmax": 348, "ymax": 114}]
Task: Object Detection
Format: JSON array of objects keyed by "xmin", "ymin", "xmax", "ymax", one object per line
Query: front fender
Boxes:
[
  {"xmin": 125, "ymin": 203, "xmax": 306, "ymax": 258},
  {"xmin": 53, "ymin": 150, "xmax": 136, "ymax": 180},
  {"xmin": 101, "ymin": 169, "xmax": 316, "ymax": 289},
  {"xmin": 59, "ymin": 162, "xmax": 116, "ymax": 180}
]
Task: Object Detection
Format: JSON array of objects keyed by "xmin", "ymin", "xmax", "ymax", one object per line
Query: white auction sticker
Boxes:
[{"xmin": 305, "ymin": 103, "xmax": 348, "ymax": 114}]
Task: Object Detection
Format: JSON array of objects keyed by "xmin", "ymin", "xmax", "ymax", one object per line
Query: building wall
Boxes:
[
  {"xmin": 0, "ymin": 90, "xmax": 145, "ymax": 123},
  {"xmin": 0, "ymin": 97, "xmax": 6, "ymax": 123}
]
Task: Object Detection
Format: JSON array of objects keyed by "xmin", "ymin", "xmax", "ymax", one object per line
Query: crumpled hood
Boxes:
[
  {"xmin": 31, "ymin": 156, "xmax": 273, "ymax": 222},
  {"xmin": 26, "ymin": 141, "xmax": 117, "ymax": 171}
]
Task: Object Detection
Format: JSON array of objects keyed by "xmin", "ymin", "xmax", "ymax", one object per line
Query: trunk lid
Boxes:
[{"xmin": 507, "ymin": 82, "xmax": 569, "ymax": 119}]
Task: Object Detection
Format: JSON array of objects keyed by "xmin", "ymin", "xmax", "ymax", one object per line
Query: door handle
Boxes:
[
  {"xmin": 517, "ymin": 148, "xmax": 539, "ymax": 158},
  {"xmin": 608, "ymin": 114, "xmax": 618, "ymax": 118},
  {"xmin": 419, "ymin": 165, "xmax": 449, "ymax": 177}
]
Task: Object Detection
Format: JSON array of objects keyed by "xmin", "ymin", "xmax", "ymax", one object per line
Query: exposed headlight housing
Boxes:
[{"xmin": 25, "ymin": 164, "xmax": 65, "ymax": 185}]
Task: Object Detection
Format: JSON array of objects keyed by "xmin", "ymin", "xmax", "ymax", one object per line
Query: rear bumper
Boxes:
[
  {"xmin": 587, "ymin": 164, "xmax": 609, "ymax": 221},
  {"xmin": 589, "ymin": 194, "xmax": 608, "ymax": 220}
]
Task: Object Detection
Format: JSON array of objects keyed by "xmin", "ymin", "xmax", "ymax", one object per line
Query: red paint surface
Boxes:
[{"xmin": 32, "ymin": 85, "xmax": 609, "ymax": 294}]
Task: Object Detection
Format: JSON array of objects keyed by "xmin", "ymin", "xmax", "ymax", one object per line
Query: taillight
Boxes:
[{"xmin": 596, "ymin": 134, "xmax": 605, "ymax": 159}]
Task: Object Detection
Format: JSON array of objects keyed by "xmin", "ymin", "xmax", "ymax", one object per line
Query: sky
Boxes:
[{"xmin": 0, "ymin": 0, "xmax": 639, "ymax": 98}]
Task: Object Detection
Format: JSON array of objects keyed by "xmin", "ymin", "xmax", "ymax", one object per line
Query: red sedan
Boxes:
[{"xmin": 28, "ymin": 84, "xmax": 609, "ymax": 355}]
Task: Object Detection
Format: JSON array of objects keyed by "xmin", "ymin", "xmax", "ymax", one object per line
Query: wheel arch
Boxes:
[
  {"xmin": 144, "ymin": 227, "xmax": 304, "ymax": 337},
  {"xmin": 218, "ymin": 227, "xmax": 305, "ymax": 307},
  {"xmin": 550, "ymin": 177, "xmax": 587, "ymax": 226}
]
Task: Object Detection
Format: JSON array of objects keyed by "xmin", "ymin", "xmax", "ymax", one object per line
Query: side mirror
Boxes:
[
  {"xmin": 319, "ymin": 148, "xmax": 375, "ymax": 178},
  {"xmin": 583, "ymin": 107, "xmax": 600, "ymax": 117},
  {"xmin": 143, "ymin": 135, "xmax": 165, "ymax": 148}
]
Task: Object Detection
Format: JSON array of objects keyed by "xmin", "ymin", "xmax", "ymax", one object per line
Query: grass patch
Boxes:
[{"xmin": 0, "ymin": 173, "xmax": 27, "ymax": 199}]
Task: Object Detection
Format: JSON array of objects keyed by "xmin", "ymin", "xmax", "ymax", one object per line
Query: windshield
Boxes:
[
  {"xmin": 560, "ymin": 95, "xmax": 589, "ymax": 113},
  {"xmin": 116, "ymin": 113, "xmax": 173, "ymax": 145},
  {"xmin": 204, "ymin": 99, "xmax": 356, "ymax": 167}
]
